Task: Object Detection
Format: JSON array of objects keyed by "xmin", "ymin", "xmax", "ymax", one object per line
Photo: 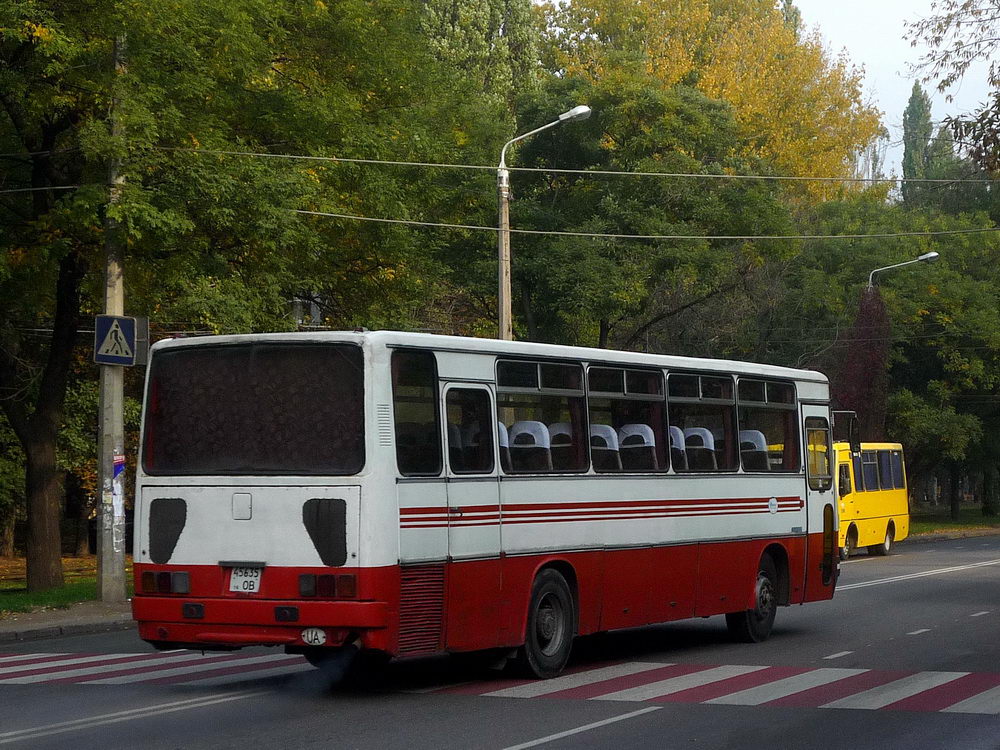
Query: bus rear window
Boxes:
[{"xmin": 143, "ymin": 343, "xmax": 364, "ymax": 475}]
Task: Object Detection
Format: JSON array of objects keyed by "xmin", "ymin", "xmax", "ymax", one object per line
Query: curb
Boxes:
[
  {"xmin": 0, "ymin": 617, "xmax": 135, "ymax": 643},
  {"xmin": 906, "ymin": 528, "xmax": 1000, "ymax": 544}
]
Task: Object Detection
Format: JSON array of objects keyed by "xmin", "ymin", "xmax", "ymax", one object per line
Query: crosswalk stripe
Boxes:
[
  {"xmin": 174, "ymin": 661, "xmax": 316, "ymax": 687},
  {"xmin": 0, "ymin": 652, "xmax": 214, "ymax": 685},
  {"xmin": 941, "ymin": 683, "xmax": 1000, "ymax": 714},
  {"xmin": 592, "ymin": 665, "xmax": 768, "ymax": 702},
  {"xmin": 0, "ymin": 653, "xmax": 71, "ymax": 668},
  {"xmin": 706, "ymin": 668, "xmax": 868, "ymax": 706},
  {"xmin": 483, "ymin": 662, "xmax": 669, "ymax": 699},
  {"xmin": 821, "ymin": 672, "xmax": 969, "ymax": 710},
  {"xmin": 80, "ymin": 655, "xmax": 305, "ymax": 685}
]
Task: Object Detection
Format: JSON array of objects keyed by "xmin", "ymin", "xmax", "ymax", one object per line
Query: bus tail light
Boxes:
[{"xmin": 298, "ymin": 573, "xmax": 358, "ymax": 599}]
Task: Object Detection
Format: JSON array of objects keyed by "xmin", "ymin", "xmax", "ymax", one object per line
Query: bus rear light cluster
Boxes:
[
  {"xmin": 141, "ymin": 571, "xmax": 189, "ymax": 595},
  {"xmin": 299, "ymin": 573, "xmax": 357, "ymax": 599}
]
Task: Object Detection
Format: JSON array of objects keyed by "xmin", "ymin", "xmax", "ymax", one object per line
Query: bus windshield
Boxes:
[{"xmin": 142, "ymin": 342, "xmax": 364, "ymax": 476}]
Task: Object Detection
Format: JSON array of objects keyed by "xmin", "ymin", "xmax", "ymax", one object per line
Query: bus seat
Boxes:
[
  {"xmin": 669, "ymin": 425, "xmax": 688, "ymax": 471},
  {"xmin": 590, "ymin": 424, "xmax": 622, "ymax": 472},
  {"xmin": 548, "ymin": 422, "xmax": 576, "ymax": 471},
  {"xmin": 684, "ymin": 427, "xmax": 718, "ymax": 470},
  {"xmin": 618, "ymin": 423, "xmax": 658, "ymax": 471},
  {"xmin": 510, "ymin": 420, "xmax": 552, "ymax": 472},
  {"xmin": 739, "ymin": 429, "xmax": 769, "ymax": 471},
  {"xmin": 497, "ymin": 421, "xmax": 511, "ymax": 473}
]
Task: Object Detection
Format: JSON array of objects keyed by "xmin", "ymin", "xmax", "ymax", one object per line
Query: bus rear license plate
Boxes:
[{"xmin": 229, "ymin": 567, "xmax": 262, "ymax": 593}]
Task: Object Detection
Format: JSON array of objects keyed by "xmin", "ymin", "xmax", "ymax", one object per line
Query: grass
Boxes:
[
  {"xmin": 0, "ymin": 578, "xmax": 98, "ymax": 616},
  {"xmin": 0, "ymin": 554, "xmax": 132, "ymax": 617},
  {"xmin": 909, "ymin": 506, "xmax": 1000, "ymax": 536}
]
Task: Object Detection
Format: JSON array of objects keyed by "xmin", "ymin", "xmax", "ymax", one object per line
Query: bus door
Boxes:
[
  {"xmin": 442, "ymin": 384, "xmax": 502, "ymax": 650},
  {"xmin": 802, "ymin": 409, "xmax": 837, "ymax": 599}
]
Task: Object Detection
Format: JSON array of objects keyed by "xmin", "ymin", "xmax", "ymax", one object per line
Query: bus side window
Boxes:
[
  {"xmin": 878, "ymin": 450, "xmax": 893, "ymax": 490},
  {"xmin": 392, "ymin": 350, "xmax": 443, "ymax": 476},
  {"xmin": 852, "ymin": 453, "xmax": 865, "ymax": 492},
  {"xmin": 861, "ymin": 451, "xmax": 879, "ymax": 490},
  {"xmin": 805, "ymin": 417, "xmax": 832, "ymax": 491},
  {"xmin": 446, "ymin": 389, "xmax": 494, "ymax": 475},
  {"xmin": 891, "ymin": 450, "xmax": 906, "ymax": 489}
]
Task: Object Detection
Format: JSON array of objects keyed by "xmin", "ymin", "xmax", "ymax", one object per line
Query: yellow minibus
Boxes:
[{"xmin": 834, "ymin": 442, "xmax": 908, "ymax": 557}]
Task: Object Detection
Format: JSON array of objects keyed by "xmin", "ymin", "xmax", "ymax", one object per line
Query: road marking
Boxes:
[
  {"xmin": 501, "ymin": 707, "xmax": 661, "ymax": 750},
  {"xmin": 705, "ymin": 668, "xmax": 868, "ymax": 706},
  {"xmin": 971, "ymin": 611, "xmax": 990, "ymax": 617},
  {"xmin": 837, "ymin": 558, "xmax": 1000, "ymax": 590},
  {"xmin": 942, "ymin": 683, "xmax": 1000, "ymax": 714},
  {"xmin": 78, "ymin": 654, "xmax": 305, "ymax": 685},
  {"xmin": 907, "ymin": 629, "xmax": 931, "ymax": 636},
  {"xmin": 0, "ymin": 690, "xmax": 268, "ymax": 745},
  {"xmin": 592, "ymin": 664, "xmax": 767, "ymax": 702},
  {"xmin": 821, "ymin": 672, "xmax": 968, "ymax": 710},
  {"xmin": 484, "ymin": 662, "xmax": 668, "ymax": 699},
  {"xmin": 823, "ymin": 651, "xmax": 854, "ymax": 660}
]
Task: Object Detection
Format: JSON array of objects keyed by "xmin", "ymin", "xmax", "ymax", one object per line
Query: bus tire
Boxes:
[
  {"xmin": 842, "ymin": 526, "xmax": 857, "ymax": 559},
  {"xmin": 869, "ymin": 524, "xmax": 894, "ymax": 556},
  {"xmin": 726, "ymin": 555, "xmax": 778, "ymax": 643},
  {"xmin": 517, "ymin": 569, "xmax": 575, "ymax": 679}
]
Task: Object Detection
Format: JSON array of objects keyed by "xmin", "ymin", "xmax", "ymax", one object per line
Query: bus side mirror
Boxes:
[{"xmin": 838, "ymin": 464, "xmax": 852, "ymax": 497}]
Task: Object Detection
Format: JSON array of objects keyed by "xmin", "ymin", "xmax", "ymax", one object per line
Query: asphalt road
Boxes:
[{"xmin": 1, "ymin": 535, "xmax": 998, "ymax": 750}]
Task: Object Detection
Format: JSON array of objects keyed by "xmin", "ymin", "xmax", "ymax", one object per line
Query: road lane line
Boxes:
[
  {"xmin": 484, "ymin": 662, "xmax": 669, "ymax": 698},
  {"xmin": 837, "ymin": 558, "xmax": 1000, "ymax": 591},
  {"xmin": 971, "ymin": 611, "xmax": 990, "ymax": 617},
  {"xmin": 592, "ymin": 665, "xmax": 767, "ymax": 702},
  {"xmin": 501, "ymin": 707, "xmax": 661, "ymax": 750},
  {"xmin": 0, "ymin": 690, "xmax": 268, "ymax": 744},
  {"xmin": 823, "ymin": 651, "xmax": 853, "ymax": 660},
  {"xmin": 821, "ymin": 672, "xmax": 968, "ymax": 710},
  {"xmin": 706, "ymin": 668, "xmax": 868, "ymax": 706},
  {"xmin": 907, "ymin": 629, "xmax": 931, "ymax": 635}
]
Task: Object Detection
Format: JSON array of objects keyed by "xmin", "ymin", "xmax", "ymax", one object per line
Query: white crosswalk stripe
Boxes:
[
  {"xmin": 705, "ymin": 668, "xmax": 868, "ymax": 706},
  {"xmin": 821, "ymin": 672, "xmax": 969, "ymax": 710},
  {"xmin": 483, "ymin": 662, "xmax": 669, "ymax": 699},
  {"xmin": 592, "ymin": 664, "xmax": 768, "ymax": 702},
  {"xmin": 941, "ymin": 684, "xmax": 1000, "ymax": 714},
  {"xmin": 80, "ymin": 654, "xmax": 308, "ymax": 685}
]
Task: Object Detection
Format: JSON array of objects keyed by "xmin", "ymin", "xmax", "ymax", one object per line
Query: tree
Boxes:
[
  {"xmin": 542, "ymin": 0, "xmax": 882, "ymax": 188},
  {"xmin": 902, "ymin": 82, "xmax": 934, "ymax": 204},
  {"xmin": 908, "ymin": 0, "xmax": 1000, "ymax": 171},
  {"xmin": 0, "ymin": 0, "xmax": 509, "ymax": 590}
]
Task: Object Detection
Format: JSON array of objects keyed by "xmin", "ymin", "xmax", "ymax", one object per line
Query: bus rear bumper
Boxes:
[{"xmin": 133, "ymin": 596, "xmax": 389, "ymax": 651}]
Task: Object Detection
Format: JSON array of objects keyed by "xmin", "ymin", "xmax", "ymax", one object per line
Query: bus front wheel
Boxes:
[
  {"xmin": 869, "ymin": 524, "xmax": 894, "ymax": 556},
  {"xmin": 726, "ymin": 555, "xmax": 778, "ymax": 643},
  {"xmin": 517, "ymin": 569, "xmax": 575, "ymax": 679}
]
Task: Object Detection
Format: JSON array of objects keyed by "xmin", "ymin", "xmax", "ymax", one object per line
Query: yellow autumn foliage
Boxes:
[{"xmin": 544, "ymin": 0, "xmax": 882, "ymax": 191}]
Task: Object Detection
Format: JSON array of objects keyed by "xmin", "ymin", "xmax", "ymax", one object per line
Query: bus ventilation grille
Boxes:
[{"xmin": 398, "ymin": 565, "xmax": 445, "ymax": 656}]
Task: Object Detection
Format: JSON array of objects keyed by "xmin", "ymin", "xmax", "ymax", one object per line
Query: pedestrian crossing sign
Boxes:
[{"xmin": 94, "ymin": 315, "xmax": 137, "ymax": 366}]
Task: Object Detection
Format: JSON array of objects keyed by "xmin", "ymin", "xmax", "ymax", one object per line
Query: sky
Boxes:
[{"xmin": 794, "ymin": 0, "xmax": 992, "ymax": 173}]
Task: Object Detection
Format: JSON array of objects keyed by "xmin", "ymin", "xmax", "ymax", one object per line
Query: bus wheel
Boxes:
[
  {"xmin": 869, "ymin": 524, "xmax": 894, "ymax": 556},
  {"xmin": 517, "ymin": 569, "xmax": 575, "ymax": 679},
  {"xmin": 726, "ymin": 555, "xmax": 778, "ymax": 643},
  {"xmin": 841, "ymin": 527, "xmax": 857, "ymax": 559}
]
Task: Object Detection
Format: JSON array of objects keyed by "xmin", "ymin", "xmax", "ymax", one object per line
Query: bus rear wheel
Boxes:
[
  {"xmin": 841, "ymin": 526, "xmax": 858, "ymax": 560},
  {"xmin": 516, "ymin": 569, "xmax": 575, "ymax": 679},
  {"xmin": 869, "ymin": 524, "xmax": 894, "ymax": 556},
  {"xmin": 726, "ymin": 555, "xmax": 778, "ymax": 643}
]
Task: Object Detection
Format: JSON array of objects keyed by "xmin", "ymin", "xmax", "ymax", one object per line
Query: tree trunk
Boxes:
[
  {"xmin": 25, "ymin": 439, "xmax": 64, "ymax": 591},
  {"xmin": 0, "ymin": 512, "xmax": 14, "ymax": 557},
  {"xmin": 949, "ymin": 464, "xmax": 962, "ymax": 521},
  {"xmin": 984, "ymin": 465, "xmax": 999, "ymax": 518},
  {"xmin": 598, "ymin": 319, "xmax": 610, "ymax": 349},
  {"xmin": 75, "ymin": 497, "xmax": 91, "ymax": 557}
]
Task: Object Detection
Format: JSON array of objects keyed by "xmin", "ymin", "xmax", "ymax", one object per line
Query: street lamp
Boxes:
[
  {"xmin": 867, "ymin": 251, "xmax": 940, "ymax": 289},
  {"xmin": 497, "ymin": 104, "xmax": 592, "ymax": 340}
]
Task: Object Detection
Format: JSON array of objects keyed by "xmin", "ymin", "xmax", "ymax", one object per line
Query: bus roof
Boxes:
[{"xmin": 149, "ymin": 329, "xmax": 829, "ymax": 385}]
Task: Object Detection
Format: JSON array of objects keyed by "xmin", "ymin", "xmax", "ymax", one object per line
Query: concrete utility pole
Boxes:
[{"xmin": 97, "ymin": 34, "xmax": 127, "ymax": 603}]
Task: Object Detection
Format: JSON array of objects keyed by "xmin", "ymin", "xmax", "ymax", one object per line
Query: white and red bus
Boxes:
[{"xmin": 132, "ymin": 331, "xmax": 838, "ymax": 678}]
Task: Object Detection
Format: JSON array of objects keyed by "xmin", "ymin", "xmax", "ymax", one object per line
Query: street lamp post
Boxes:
[
  {"xmin": 497, "ymin": 105, "xmax": 591, "ymax": 340},
  {"xmin": 867, "ymin": 251, "xmax": 940, "ymax": 289}
]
